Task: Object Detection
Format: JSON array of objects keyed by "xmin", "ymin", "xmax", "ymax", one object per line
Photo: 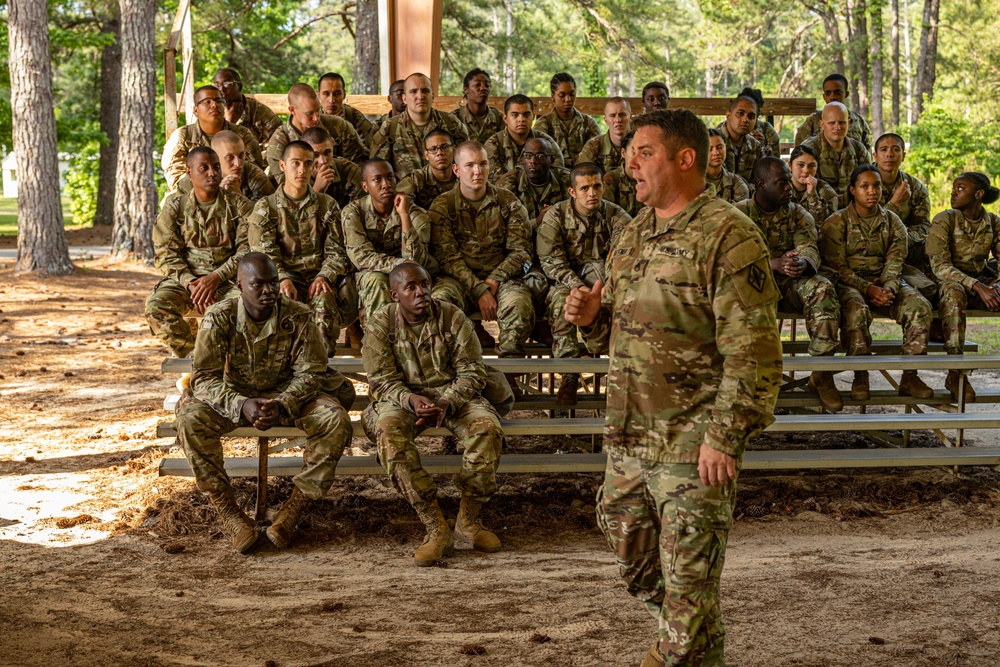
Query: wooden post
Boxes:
[
  {"xmin": 385, "ymin": 0, "xmax": 443, "ymax": 94},
  {"xmin": 180, "ymin": 1, "xmax": 194, "ymax": 122},
  {"xmin": 256, "ymin": 436, "xmax": 269, "ymax": 521},
  {"xmin": 163, "ymin": 0, "xmax": 191, "ymax": 138}
]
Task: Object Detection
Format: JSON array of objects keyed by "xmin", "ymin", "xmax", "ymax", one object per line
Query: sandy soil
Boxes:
[{"xmin": 1, "ymin": 256, "xmax": 1000, "ymax": 667}]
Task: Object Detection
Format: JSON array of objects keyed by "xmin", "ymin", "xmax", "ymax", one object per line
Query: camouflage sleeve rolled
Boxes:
[
  {"xmin": 429, "ymin": 197, "xmax": 482, "ymax": 296},
  {"xmin": 927, "ymin": 212, "xmax": 979, "ymax": 289},
  {"xmin": 191, "ymin": 312, "xmax": 246, "ymax": 423},
  {"xmin": 247, "ymin": 198, "xmax": 290, "ymax": 281},
  {"xmin": 317, "ymin": 204, "xmax": 351, "ymax": 282},
  {"xmin": 577, "ymin": 136, "xmax": 600, "ymax": 166},
  {"xmin": 706, "ymin": 225, "xmax": 782, "ymax": 457},
  {"xmin": 888, "ymin": 177, "xmax": 931, "ymax": 246},
  {"xmin": 272, "ymin": 318, "xmax": 325, "ymax": 418},
  {"xmin": 362, "ymin": 311, "xmax": 413, "ymax": 409},
  {"xmin": 162, "ymin": 130, "xmax": 189, "ymax": 192},
  {"xmin": 438, "ymin": 311, "xmax": 488, "ymax": 411},
  {"xmin": 152, "ymin": 194, "xmax": 198, "ymax": 286},
  {"xmin": 212, "ymin": 194, "xmax": 255, "ymax": 282},
  {"xmin": 536, "ymin": 206, "xmax": 586, "ymax": 289},
  {"xmin": 792, "ymin": 206, "xmax": 821, "ymax": 272},
  {"xmin": 820, "ymin": 212, "xmax": 872, "ymax": 292},
  {"xmin": 403, "ymin": 203, "xmax": 433, "ymax": 269},
  {"xmin": 881, "ymin": 211, "xmax": 908, "ymax": 293},
  {"xmin": 794, "ymin": 114, "xmax": 819, "ymax": 146},
  {"xmin": 488, "ymin": 195, "xmax": 533, "ymax": 284}
]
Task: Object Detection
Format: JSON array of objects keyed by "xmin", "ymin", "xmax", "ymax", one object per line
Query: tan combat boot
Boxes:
[
  {"xmin": 556, "ymin": 373, "xmax": 580, "ymax": 406},
  {"xmin": 504, "ymin": 373, "xmax": 523, "ymax": 401},
  {"xmin": 639, "ymin": 639, "xmax": 665, "ymax": 666},
  {"xmin": 208, "ymin": 488, "xmax": 258, "ymax": 554},
  {"xmin": 945, "ymin": 370, "xmax": 977, "ymax": 402},
  {"xmin": 808, "ymin": 371, "xmax": 843, "ymax": 412},
  {"xmin": 473, "ymin": 321, "xmax": 496, "ymax": 350},
  {"xmin": 265, "ymin": 487, "xmax": 312, "ymax": 549},
  {"xmin": 454, "ymin": 497, "xmax": 501, "ymax": 553},
  {"xmin": 346, "ymin": 321, "xmax": 365, "ymax": 350},
  {"xmin": 413, "ymin": 501, "xmax": 454, "ymax": 567},
  {"xmin": 898, "ymin": 369, "xmax": 934, "ymax": 399},
  {"xmin": 851, "ymin": 371, "xmax": 870, "ymax": 401}
]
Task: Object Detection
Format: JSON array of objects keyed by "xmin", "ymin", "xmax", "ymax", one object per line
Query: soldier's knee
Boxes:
[{"xmin": 176, "ymin": 402, "xmax": 227, "ymax": 439}]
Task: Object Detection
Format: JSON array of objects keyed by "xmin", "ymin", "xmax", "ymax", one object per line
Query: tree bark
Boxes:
[
  {"xmin": 891, "ymin": 0, "xmax": 900, "ymax": 128},
  {"xmin": 95, "ymin": 6, "xmax": 121, "ymax": 226},
  {"xmin": 914, "ymin": 0, "xmax": 940, "ymax": 121},
  {"xmin": 353, "ymin": 0, "xmax": 379, "ymax": 94},
  {"xmin": 817, "ymin": 1, "xmax": 847, "ymax": 74},
  {"xmin": 8, "ymin": 0, "xmax": 74, "ymax": 276},
  {"xmin": 111, "ymin": 0, "xmax": 157, "ymax": 261},
  {"xmin": 870, "ymin": 0, "xmax": 884, "ymax": 137},
  {"xmin": 852, "ymin": 0, "xmax": 871, "ymax": 121}
]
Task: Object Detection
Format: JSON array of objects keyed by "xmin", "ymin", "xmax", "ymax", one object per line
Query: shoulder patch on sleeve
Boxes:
[{"xmin": 722, "ymin": 235, "xmax": 780, "ymax": 311}]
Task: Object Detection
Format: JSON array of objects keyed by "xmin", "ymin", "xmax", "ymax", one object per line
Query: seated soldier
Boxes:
[
  {"xmin": 577, "ymin": 97, "xmax": 632, "ymax": 175},
  {"xmin": 926, "ymin": 173, "xmax": 1000, "ymax": 400},
  {"xmin": 536, "ymin": 162, "xmax": 631, "ymax": 404},
  {"xmin": 741, "ymin": 87, "xmax": 781, "ymax": 156},
  {"xmin": 374, "ymin": 79, "xmax": 406, "ymax": 128},
  {"xmin": 735, "ymin": 157, "xmax": 843, "ymax": 411},
  {"xmin": 301, "ymin": 126, "xmax": 364, "ymax": 209},
  {"xmin": 248, "ymin": 141, "xmax": 357, "ymax": 356},
  {"xmin": 533, "ymin": 73, "xmax": 601, "ymax": 168},
  {"xmin": 213, "ymin": 68, "xmax": 281, "ymax": 148},
  {"xmin": 789, "ymin": 144, "xmax": 840, "ymax": 224},
  {"xmin": 162, "ymin": 85, "xmax": 264, "ymax": 191},
  {"xmin": 495, "ymin": 137, "xmax": 571, "ymax": 231},
  {"xmin": 706, "ymin": 128, "xmax": 750, "ymax": 204},
  {"xmin": 396, "ymin": 129, "xmax": 458, "ymax": 210},
  {"xmin": 342, "ymin": 158, "xmax": 433, "ymax": 321},
  {"xmin": 175, "ymin": 252, "xmax": 355, "ymax": 553},
  {"xmin": 641, "ymin": 81, "xmax": 669, "ymax": 113},
  {"xmin": 484, "ymin": 94, "xmax": 564, "ymax": 181},
  {"xmin": 429, "ymin": 141, "xmax": 535, "ymax": 395},
  {"xmin": 362, "ymin": 262, "xmax": 505, "ymax": 565},
  {"xmin": 146, "ymin": 147, "xmax": 253, "ymax": 361},
  {"xmin": 265, "ymin": 83, "xmax": 366, "ymax": 178},
  {"xmin": 369, "ymin": 72, "xmax": 470, "ymax": 179},
  {"xmin": 177, "ymin": 130, "xmax": 274, "ymax": 202},
  {"xmin": 716, "ymin": 89, "xmax": 766, "ymax": 182},
  {"xmin": 602, "ymin": 131, "xmax": 641, "ymax": 217},
  {"xmin": 820, "ymin": 165, "xmax": 934, "ymax": 400},
  {"xmin": 318, "ymin": 72, "xmax": 377, "ymax": 147},
  {"xmin": 801, "ymin": 102, "xmax": 872, "ymax": 208},
  {"xmin": 452, "ymin": 68, "xmax": 504, "ymax": 143},
  {"xmin": 795, "ymin": 73, "xmax": 874, "ymax": 152}
]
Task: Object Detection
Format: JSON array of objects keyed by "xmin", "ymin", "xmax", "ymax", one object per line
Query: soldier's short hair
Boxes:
[
  {"xmin": 504, "ymin": 94, "xmax": 533, "ymax": 113},
  {"xmin": 288, "ymin": 82, "xmax": 318, "ymax": 107},
  {"xmin": 751, "ymin": 156, "xmax": 786, "ymax": 184},
  {"xmin": 632, "ymin": 109, "xmax": 709, "ymax": 175},
  {"xmin": 728, "ymin": 89, "xmax": 759, "ymax": 113},
  {"xmin": 424, "ymin": 128, "xmax": 454, "ymax": 147},
  {"xmin": 318, "ymin": 72, "xmax": 346, "ymax": 89},
  {"xmin": 238, "ymin": 252, "xmax": 276, "ymax": 281},
  {"xmin": 210, "ymin": 130, "xmax": 243, "ymax": 150},
  {"xmin": 454, "ymin": 140, "xmax": 487, "ymax": 163},
  {"xmin": 194, "ymin": 84, "xmax": 219, "ymax": 100},
  {"xmin": 959, "ymin": 172, "xmax": 1000, "ymax": 206},
  {"xmin": 846, "ymin": 164, "xmax": 880, "ymax": 202},
  {"xmin": 389, "ymin": 79, "xmax": 405, "ymax": 93},
  {"xmin": 823, "ymin": 73, "xmax": 849, "ymax": 89},
  {"xmin": 875, "ymin": 133, "xmax": 906, "ymax": 151},
  {"xmin": 301, "ymin": 126, "xmax": 333, "ymax": 146},
  {"xmin": 707, "ymin": 128, "xmax": 724, "ymax": 139},
  {"xmin": 282, "ymin": 140, "xmax": 314, "ymax": 161},
  {"xmin": 620, "ymin": 130, "xmax": 636, "ymax": 152},
  {"xmin": 361, "ymin": 158, "xmax": 393, "ymax": 179},
  {"xmin": 463, "ymin": 68, "xmax": 491, "ymax": 89},
  {"xmin": 215, "ymin": 68, "xmax": 241, "ymax": 83},
  {"xmin": 389, "ymin": 261, "xmax": 430, "ymax": 288},
  {"xmin": 789, "ymin": 144, "xmax": 818, "ymax": 163},
  {"xmin": 570, "ymin": 162, "xmax": 603, "ymax": 187},
  {"xmin": 186, "ymin": 145, "xmax": 218, "ymax": 166},
  {"xmin": 549, "ymin": 72, "xmax": 576, "ymax": 94},
  {"xmin": 404, "ymin": 72, "xmax": 432, "ymax": 89},
  {"xmin": 642, "ymin": 81, "xmax": 670, "ymax": 98}
]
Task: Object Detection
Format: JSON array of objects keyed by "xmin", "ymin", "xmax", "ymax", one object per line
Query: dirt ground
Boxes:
[{"xmin": 2, "ymin": 255, "xmax": 1000, "ymax": 667}]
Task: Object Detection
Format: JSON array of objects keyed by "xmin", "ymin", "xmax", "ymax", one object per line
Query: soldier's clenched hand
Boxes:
[{"xmin": 564, "ymin": 279, "xmax": 603, "ymax": 327}]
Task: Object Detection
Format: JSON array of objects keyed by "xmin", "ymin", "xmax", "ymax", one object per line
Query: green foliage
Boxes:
[{"xmin": 65, "ymin": 140, "xmax": 101, "ymax": 226}]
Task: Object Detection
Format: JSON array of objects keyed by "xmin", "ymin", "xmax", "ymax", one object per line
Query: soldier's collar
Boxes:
[
  {"xmin": 277, "ymin": 185, "xmax": 316, "ymax": 210},
  {"xmin": 395, "ymin": 300, "xmax": 441, "ymax": 341},
  {"xmin": 364, "ymin": 194, "xmax": 396, "ymax": 220},
  {"xmin": 645, "ymin": 188, "xmax": 714, "ymax": 238},
  {"xmin": 236, "ymin": 297, "xmax": 279, "ymax": 341},
  {"xmin": 183, "ymin": 190, "xmax": 221, "ymax": 217}
]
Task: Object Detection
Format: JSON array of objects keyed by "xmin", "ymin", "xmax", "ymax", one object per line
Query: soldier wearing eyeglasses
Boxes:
[
  {"xmin": 396, "ymin": 129, "xmax": 459, "ymax": 210},
  {"xmin": 213, "ymin": 68, "xmax": 282, "ymax": 148}
]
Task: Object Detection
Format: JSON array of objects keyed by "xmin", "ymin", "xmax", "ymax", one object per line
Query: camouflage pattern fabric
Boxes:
[
  {"xmin": 800, "ymin": 135, "xmax": 872, "ymax": 207},
  {"xmin": 452, "ymin": 104, "xmax": 505, "ymax": 143},
  {"xmin": 880, "ymin": 169, "xmax": 932, "ymax": 271},
  {"xmin": 234, "ymin": 95, "xmax": 282, "ymax": 147},
  {"xmin": 715, "ymin": 123, "xmax": 765, "ymax": 182},
  {"xmin": 177, "ymin": 160, "xmax": 275, "ymax": 203},
  {"xmin": 751, "ymin": 119, "xmax": 781, "ymax": 157},
  {"xmin": 791, "ymin": 181, "xmax": 840, "ymax": 227},
  {"xmin": 707, "ymin": 169, "xmax": 750, "ymax": 205},
  {"xmin": 794, "ymin": 108, "xmax": 874, "ymax": 153},
  {"xmin": 602, "ymin": 165, "xmax": 642, "ymax": 217},
  {"xmin": 577, "ymin": 132, "xmax": 625, "ymax": 175},
  {"xmin": 484, "ymin": 129, "xmax": 565, "ymax": 182},
  {"xmin": 495, "ymin": 165, "xmax": 572, "ymax": 230},
  {"xmin": 175, "ymin": 295, "xmax": 355, "ymax": 499},
  {"xmin": 432, "ymin": 276, "xmax": 534, "ymax": 357},
  {"xmin": 333, "ymin": 104, "xmax": 378, "ymax": 148},
  {"xmin": 277, "ymin": 156, "xmax": 366, "ymax": 210},
  {"xmin": 533, "ymin": 108, "xmax": 601, "ymax": 168},
  {"xmin": 162, "ymin": 121, "xmax": 265, "ymax": 192},
  {"xmin": 396, "ymin": 165, "xmax": 458, "ymax": 211},
  {"xmin": 265, "ymin": 116, "xmax": 367, "ymax": 177},
  {"xmin": 369, "ymin": 109, "xmax": 470, "ymax": 179}
]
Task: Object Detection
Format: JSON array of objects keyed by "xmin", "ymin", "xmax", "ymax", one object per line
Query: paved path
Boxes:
[{"xmin": 0, "ymin": 246, "xmax": 110, "ymax": 261}]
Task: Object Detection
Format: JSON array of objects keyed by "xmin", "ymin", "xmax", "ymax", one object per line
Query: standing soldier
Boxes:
[
  {"xmin": 362, "ymin": 263, "xmax": 505, "ymax": 565},
  {"xmin": 789, "ymin": 145, "xmax": 840, "ymax": 225},
  {"xmin": 452, "ymin": 68, "xmax": 504, "ymax": 143},
  {"xmin": 801, "ymin": 102, "xmax": 872, "ymax": 207},
  {"xmin": 706, "ymin": 128, "xmax": 751, "ymax": 204},
  {"xmin": 248, "ymin": 141, "xmax": 357, "ymax": 356},
  {"xmin": 175, "ymin": 253, "xmax": 355, "ymax": 553},
  {"xmin": 736, "ymin": 157, "xmax": 843, "ymax": 411},
  {"xmin": 212, "ymin": 68, "xmax": 282, "ymax": 148},
  {"xmin": 602, "ymin": 131, "xmax": 642, "ymax": 217},
  {"xmin": 318, "ymin": 72, "xmax": 377, "ymax": 148},
  {"xmin": 146, "ymin": 147, "xmax": 253, "ymax": 360},
  {"xmin": 495, "ymin": 137, "xmax": 571, "ymax": 231},
  {"xmin": 715, "ymin": 91, "xmax": 765, "ymax": 182},
  {"xmin": 926, "ymin": 173, "xmax": 1000, "ymax": 400},
  {"xmin": 795, "ymin": 73, "xmax": 874, "ymax": 152},
  {"xmin": 374, "ymin": 79, "xmax": 406, "ymax": 129},
  {"xmin": 484, "ymin": 94, "xmax": 564, "ymax": 181},
  {"xmin": 369, "ymin": 72, "xmax": 470, "ymax": 179},
  {"xmin": 396, "ymin": 129, "xmax": 459, "ymax": 210},
  {"xmin": 536, "ymin": 162, "xmax": 631, "ymax": 405},
  {"xmin": 176, "ymin": 131, "xmax": 275, "ymax": 203},
  {"xmin": 564, "ymin": 110, "xmax": 782, "ymax": 667},
  {"xmin": 640, "ymin": 81, "xmax": 669, "ymax": 113},
  {"xmin": 577, "ymin": 97, "xmax": 632, "ymax": 175},
  {"xmin": 301, "ymin": 126, "xmax": 364, "ymax": 209},
  {"xmin": 533, "ymin": 73, "xmax": 601, "ymax": 168}
]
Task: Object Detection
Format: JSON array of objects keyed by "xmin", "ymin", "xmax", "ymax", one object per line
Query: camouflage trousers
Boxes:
[
  {"xmin": 145, "ymin": 278, "xmax": 238, "ymax": 358},
  {"xmin": 837, "ymin": 283, "xmax": 931, "ymax": 356},
  {"xmin": 547, "ymin": 263, "xmax": 606, "ymax": 358},
  {"xmin": 290, "ymin": 274, "xmax": 359, "ymax": 355},
  {"xmin": 776, "ymin": 273, "xmax": 839, "ymax": 356},
  {"xmin": 597, "ymin": 452, "xmax": 736, "ymax": 666},
  {"xmin": 175, "ymin": 391, "xmax": 353, "ymax": 500},
  {"xmin": 431, "ymin": 276, "xmax": 535, "ymax": 356},
  {"xmin": 362, "ymin": 397, "xmax": 503, "ymax": 511},
  {"xmin": 355, "ymin": 270, "xmax": 393, "ymax": 325},
  {"xmin": 937, "ymin": 279, "xmax": 991, "ymax": 355}
]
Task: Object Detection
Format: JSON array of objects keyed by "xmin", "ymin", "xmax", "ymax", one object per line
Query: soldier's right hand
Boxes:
[
  {"xmin": 974, "ymin": 282, "xmax": 1000, "ymax": 311},
  {"xmin": 564, "ymin": 279, "xmax": 603, "ymax": 327},
  {"xmin": 279, "ymin": 279, "xmax": 298, "ymax": 300},
  {"xmin": 220, "ymin": 174, "xmax": 242, "ymax": 192},
  {"xmin": 313, "ymin": 164, "xmax": 335, "ymax": 193},
  {"xmin": 804, "ymin": 176, "xmax": 818, "ymax": 195},
  {"xmin": 242, "ymin": 398, "xmax": 278, "ymax": 430},
  {"xmin": 866, "ymin": 284, "xmax": 893, "ymax": 307},
  {"xmin": 409, "ymin": 394, "xmax": 443, "ymax": 427},
  {"xmin": 478, "ymin": 290, "xmax": 499, "ymax": 322}
]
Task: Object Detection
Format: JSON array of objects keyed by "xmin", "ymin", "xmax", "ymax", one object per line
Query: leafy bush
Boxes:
[{"xmin": 65, "ymin": 140, "xmax": 100, "ymax": 226}]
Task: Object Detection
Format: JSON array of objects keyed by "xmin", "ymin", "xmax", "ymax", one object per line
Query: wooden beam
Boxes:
[
  {"xmin": 163, "ymin": 0, "xmax": 191, "ymax": 138},
  {"xmin": 385, "ymin": 0, "xmax": 443, "ymax": 94}
]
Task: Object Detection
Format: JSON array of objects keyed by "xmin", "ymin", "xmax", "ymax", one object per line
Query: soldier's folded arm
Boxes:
[
  {"xmin": 317, "ymin": 207, "xmax": 352, "ymax": 283},
  {"xmin": 273, "ymin": 321, "xmax": 325, "ymax": 417},
  {"xmin": 403, "ymin": 206, "xmax": 433, "ymax": 268},
  {"xmin": 342, "ymin": 204, "xmax": 400, "ymax": 274},
  {"xmin": 880, "ymin": 214, "xmax": 908, "ymax": 293},
  {"xmin": 191, "ymin": 314, "xmax": 248, "ymax": 423},
  {"xmin": 361, "ymin": 320, "xmax": 413, "ymax": 409},
  {"xmin": 537, "ymin": 212, "xmax": 586, "ymax": 289}
]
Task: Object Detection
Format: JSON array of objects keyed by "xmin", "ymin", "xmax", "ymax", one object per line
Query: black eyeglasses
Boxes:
[
  {"xmin": 196, "ymin": 98, "xmax": 225, "ymax": 108},
  {"xmin": 425, "ymin": 144, "xmax": 453, "ymax": 155},
  {"xmin": 214, "ymin": 81, "xmax": 239, "ymax": 90},
  {"xmin": 521, "ymin": 152, "xmax": 548, "ymax": 161}
]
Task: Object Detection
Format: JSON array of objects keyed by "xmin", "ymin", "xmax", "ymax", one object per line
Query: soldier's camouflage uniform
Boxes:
[
  {"xmin": 707, "ymin": 168, "xmax": 750, "ymax": 205},
  {"xmin": 396, "ymin": 165, "xmax": 458, "ymax": 211},
  {"xmin": 428, "ymin": 183, "xmax": 535, "ymax": 356},
  {"xmin": 926, "ymin": 209, "xmax": 1000, "ymax": 354},
  {"xmin": 580, "ymin": 190, "xmax": 782, "ymax": 665},
  {"xmin": 232, "ymin": 95, "xmax": 282, "ymax": 148},
  {"xmin": 735, "ymin": 198, "xmax": 839, "ymax": 356},
  {"xmin": 536, "ymin": 199, "xmax": 631, "ymax": 358},
  {"xmin": 715, "ymin": 123, "xmax": 765, "ymax": 182},
  {"xmin": 265, "ymin": 115, "xmax": 367, "ymax": 178},
  {"xmin": 162, "ymin": 121, "xmax": 265, "ymax": 192},
  {"xmin": 533, "ymin": 108, "xmax": 601, "ymax": 168},
  {"xmin": 369, "ymin": 109, "xmax": 470, "ymax": 179},
  {"xmin": 820, "ymin": 205, "xmax": 931, "ymax": 355},
  {"xmin": 177, "ymin": 160, "xmax": 275, "ymax": 203},
  {"xmin": 800, "ymin": 135, "xmax": 872, "ymax": 208},
  {"xmin": 145, "ymin": 188, "xmax": 253, "ymax": 358},
  {"xmin": 361, "ymin": 299, "xmax": 503, "ymax": 514},
  {"xmin": 484, "ymin": 128, "xmax": 565, "ymax": 182},
  {"xmin": 273, "ymin": 158, "xmax": 364, "ymax": 209},
  {"xmin": 577, "ymin": 132, "xmax": 625, "ymax": 175},
  {"xmin": 751, "ymin": 119, "xmax": 781, "ymax": 157},
  {"xmin": 452, "ymin": 105, "xmax": 505, "ymax": 143},
  {"xmin": 332, "ymin": 104, "xmax": 377, "ymax": 148},
  {"xmin": 248, "ymin": 186, "xmax": 358, "ymax": 354},
  {"xmin": 602, "ymin": 165, "xmax": 642, "ymax": 218},
  {"xmin": 176, "ymin": 295, "xmax": 355, "ymax": 500},
  {"xmin": 342, "ymin": 194, "xmax": 434, "ymax": 319},
  {"xmin": 880, "ymin": 169, "xmax": 932, "ymax": 273},
  {"xmin": 795, "ymin": 108, "xmax": 874, "ymax": 154},
  {"xmin": 791, "ymin": 181, "xmax": 840, "ymax": 227}
]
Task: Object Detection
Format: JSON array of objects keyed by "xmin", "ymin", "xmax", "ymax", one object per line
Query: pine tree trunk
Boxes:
[
  {"xmin": 891, "ymin": 0, "xmax": 900, "ymax": 128},
  {"xmin": 94, "ymin": 7, "xmax": 121, "ymax": 227},
  {"xmin": 353, "ymin": 0, "xmax": 379, "ymax": 94},
  {"xmin": 845, "ymin": 0, "xmax": 861, "ymax": 111},
  {"xmin": 111, "ymin": 0, "xmax": 157, "ymax": 261},
  {"xmin": 8, "ymin": 0, "xmax": 74, "ymax": 276},
  {"xmin": 853, "ymin": 0, "xmax": 871, "ymax": 121},
  {"xmin": 914, "ymin": 0, "xmax": 940, "ymax": 121},
  {"xmin": 820, "ymin": 1, "xmax": 847, "ymax": 74},
  {"xmin": 870, "ymin": 0, "xmax": 885, "ymax": 137}
]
